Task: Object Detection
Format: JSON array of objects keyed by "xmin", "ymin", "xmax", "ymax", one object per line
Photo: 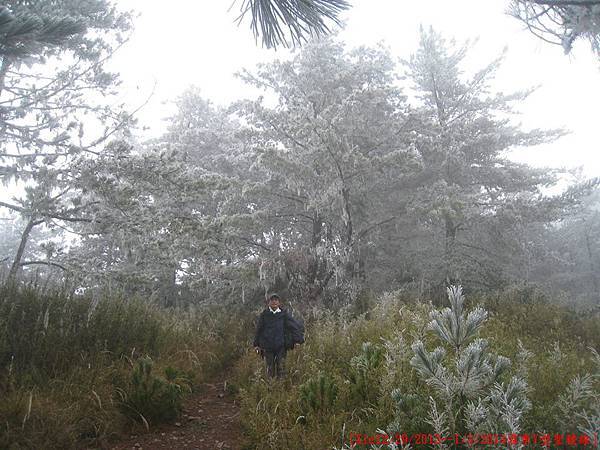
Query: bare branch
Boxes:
[{"xmin": 19, "ymin": 260, "xmax": 67, "ymax": 271}]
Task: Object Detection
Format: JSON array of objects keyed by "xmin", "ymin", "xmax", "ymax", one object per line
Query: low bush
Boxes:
[
  {"xmin": 115, "ymin": 357, "xmax": 191, "ymax": 427},
  {"xmin": 299, "ymin": 371, "xmax": 338, "ymax": 418}
]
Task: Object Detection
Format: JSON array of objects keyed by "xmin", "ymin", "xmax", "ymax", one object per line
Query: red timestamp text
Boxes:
[
  {"xmin": 348, "ymin": 432, "xmax": 599, "ymax": 447},
  {"xmin": 349, "ymin": 432, "xmax": 450, "ymax": 446}
]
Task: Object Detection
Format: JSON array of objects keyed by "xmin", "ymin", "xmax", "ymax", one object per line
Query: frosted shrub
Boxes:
[
  {"xmin": 388, "ymin": 286, "xmax": 530, "ymax": 447},
  {"xmin": 554, "ymin": 347, "xmax": 600, "ymax": 438}
]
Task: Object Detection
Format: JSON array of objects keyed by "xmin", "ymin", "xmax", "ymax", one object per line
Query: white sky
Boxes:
[{"xmin": 110, "ymin": 0, "xmax": 600, "ymax": 179}]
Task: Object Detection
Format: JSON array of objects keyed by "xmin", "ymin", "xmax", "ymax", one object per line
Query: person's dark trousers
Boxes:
[{"xmin": 264, "ymin": 347, "xmax": 286, "ymax": 378}]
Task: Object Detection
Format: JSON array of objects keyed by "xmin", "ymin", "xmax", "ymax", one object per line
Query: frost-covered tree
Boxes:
[
  {"xmin": 0, "ymin": 0, "xmax": 133, "ymax": 281},
  {"xmin": 0, "ymin": 0, "xmax": 132, "ymax": 165},
  {"xmin": 62, "ymin": 139, "xmax": 234, "ymax": 304},
  {"xmin": 393, "ymin": 27, "xmax": 565, "ymax": 290},
  {"xmin": 0, "ymin": 216, "xmax": 63, "ymax": 278},
  {"xmin": 390, "ymin": 286, "xmax": 530, "ymax": 442},
  {"xmin": 149, "ymin": 88, "xmax": 265, "ymax": 302},
  {"xmin": 533, "ymin": 186, "xmax": 600, "ymax": 308},
  {"xmin": 161, "ymin": 87, "xmax": 249, "ymax": 180},
  {"xmin": 61, "ymin": 89, "xmax": 273, "ymax": 303},
  {"xmin": 235, "ymin": 38, "xmax": 418, "ymax": 305}
]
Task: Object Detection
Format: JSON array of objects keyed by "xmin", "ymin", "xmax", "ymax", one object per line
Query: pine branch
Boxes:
[
  {"xmin": 233, "ymin": 0, "xmax": 351, "ymax": 49},
  {"xmin": 0, "ymin": 6, "xmax": 85, "ymax": 58}
]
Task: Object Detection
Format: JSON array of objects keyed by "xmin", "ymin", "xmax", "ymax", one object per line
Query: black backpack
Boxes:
[{"xmin": 284, "ymin": 312, "xmax": 305, "ymax": 350}]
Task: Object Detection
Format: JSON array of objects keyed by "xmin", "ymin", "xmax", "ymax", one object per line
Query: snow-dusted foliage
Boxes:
[
  {"xmin": 390, "ymin": 286, "xmax": 530, "ymax": 445},
  {"xmin": 554, "ymin": 347, "xmax": 600, "ymax": 439},
  {"xmin": 234, "ymin": 38, "xmax": 418, "ymax": 305}
]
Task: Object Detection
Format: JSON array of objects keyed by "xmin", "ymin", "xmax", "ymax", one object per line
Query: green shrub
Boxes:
[
  {"xmin": 299, "ymin": 371, "xmax": 338, "ymax": 417},
  {"xmin": 347, "ymin": 341, "xmax": 384, "ymax": 407},
  {"xmin": 115, "ymin": 356, "xmax": 191, "ymax": 426}
]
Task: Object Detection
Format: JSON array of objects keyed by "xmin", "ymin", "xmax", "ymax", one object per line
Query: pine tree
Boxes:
[
  {"xmin": 391, "ymin": 286, "xmax": 530, "ymax": 442},
  {"xmin": 235, "ymin": 38, "xmax": 416, "ymax": 305},
  {"xmin": 0, "ymin": 0, "xmax": 132, "ymax": 282},
  {"xmin": 398, "ymin": 27, "xmax": 565, "ymax": 290}
]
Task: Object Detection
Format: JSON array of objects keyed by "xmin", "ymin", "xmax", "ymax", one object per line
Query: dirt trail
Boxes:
[{"xmin": 110, "ymin": 380, "xmax": 246, "ymax": 450}]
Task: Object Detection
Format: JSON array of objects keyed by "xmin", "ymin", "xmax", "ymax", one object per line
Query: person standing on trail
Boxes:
[{"xmin": 253, "ymin": 293, "xmax": 304, "ymax": 378}]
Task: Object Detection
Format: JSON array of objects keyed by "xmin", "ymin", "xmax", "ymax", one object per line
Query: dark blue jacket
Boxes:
[{"xmin": 253, "ymin": 308, "xmax": 289, "ymax": 351}]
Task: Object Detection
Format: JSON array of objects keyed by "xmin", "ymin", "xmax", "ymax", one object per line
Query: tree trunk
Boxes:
[
  {"xmin": 158, "ymin": 266, "xmax": 178, "ymax": 307},
  {"xmin": 307, "ymin": 211, "xmax": 323, "ymax": 286},
  {"xmin": 8, "ymin": 217, "xmax": 42, "ymax": 281},
  {"xmin": 0, "ymin": 56, "xmax": 12, "ymax": 97},
  {"xmin": 341, "ymin": 185, "xmax": 358, "ymax": 279},
  {"xmin": 357, "ymin": 249, "xmax": 367, "ymax": 281},
  {"xmin": 444, "ymin": 214, "xmax": 457, "ymax": 283},
  {"xmin": 583, "ymin": 223, "xmax": 600, "ymax": 305}
]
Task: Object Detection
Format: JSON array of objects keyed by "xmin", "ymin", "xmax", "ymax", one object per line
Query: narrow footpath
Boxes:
[{"xmin": 110, "ymin": 381, "xmax": 246, "ymax": 450}]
